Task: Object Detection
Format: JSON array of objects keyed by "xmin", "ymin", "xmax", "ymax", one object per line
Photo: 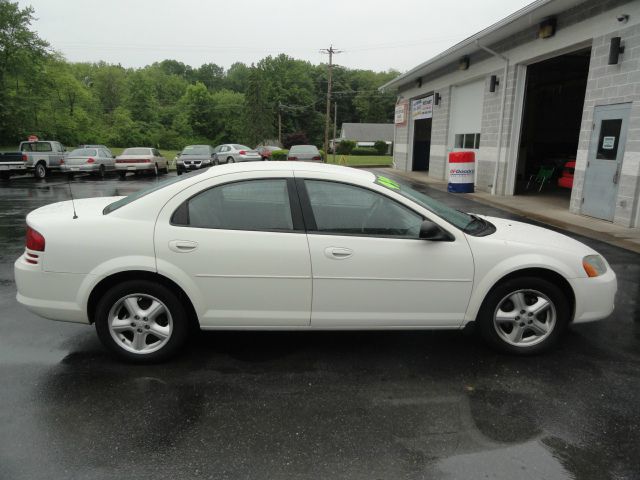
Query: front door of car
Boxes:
[
  {"xmin": 297, "ymin": 177, "xmax": 474, "ymax": 327},
  {"xmin": 154, "ymin": 172, "xmax": 312, "ymax": 327}
]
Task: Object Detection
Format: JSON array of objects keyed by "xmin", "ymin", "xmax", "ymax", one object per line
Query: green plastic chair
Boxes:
[{"xmin": 526, "ymin": 166, "xmax": 555, "ymax": 192}]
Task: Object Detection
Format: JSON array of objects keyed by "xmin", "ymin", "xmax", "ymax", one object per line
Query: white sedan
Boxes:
[{"xmin": 14, "ymin": 163, "xmax": 616, "ymax": 362}]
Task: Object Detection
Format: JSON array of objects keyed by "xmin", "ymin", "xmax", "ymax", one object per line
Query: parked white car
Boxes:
[
  {"xmin": 61, "ymin": 147, "xmax": 116, "ymax": 178},
  {"xmin": 115, "ymin": 147, "xmax": 168, "ymax": 179},
  {"xmin": 15, "ymin": 163, "xmax": 616, "ymax": 362}
]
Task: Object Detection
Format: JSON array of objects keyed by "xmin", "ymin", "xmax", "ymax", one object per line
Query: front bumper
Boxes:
[
  {"xmin": 569, "ymin": 268, "xmax": 617, "ymax": 323},
  {"xmin": 14, "ymin": 254, "xmax": 90, "ymax": 323}
]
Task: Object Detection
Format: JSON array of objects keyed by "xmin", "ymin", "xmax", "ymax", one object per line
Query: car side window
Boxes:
[
  {"xmin": 176, "ymin": 179, "xmax": 294, "ymax": 231},
  {"xmin": 304, "ymin": 180, "xmax": 423, "ymax": 238}
]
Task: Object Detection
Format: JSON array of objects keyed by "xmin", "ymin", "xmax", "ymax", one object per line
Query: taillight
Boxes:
[
  {"xmin": 60, "ymin": 159, "xmax": 65, "ymax": 164},
  {"xmin": 144, "ymin": 158, "xmax": 150, "ymax": 163},
  {"xmin": 288, "ymin": 156, "xmax": 298, "ymax": 161},
  {"xmin": 22, "ymin": 154, "xmax": 28, "ymax": 162},
  {"xmin": 312, "ymin": 156, "xmax": 321, "ymax": 161},
  {"xmin": 26, "ymin": 226, "xmax": 45, "ymax": 252},
  {"xmin": 86, "ymin": 158, "xmax": 95, "ymax": 164},
  {"xmin": 239, "ymin": 150, "xmax": 246, "ymax": 155}
]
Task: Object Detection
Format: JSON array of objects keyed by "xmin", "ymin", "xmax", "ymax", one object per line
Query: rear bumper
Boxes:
[
  {"xmin": 61, "ymin": 164, "xmax": 100, "ymax": 173},
  {"xmin": 115, "ymin": 164, "xmax": 154, "ymax": 171},
  {"xmin": 0, "ymin": 163, "xmax": 26, "ymax": 173},
  {"xmin": 14, "ymin": 255, "xmax": 90, "ymax": 324},
  {"xmin": 569, "ymin": 268, "xmax": 617, "ymax": 323}
]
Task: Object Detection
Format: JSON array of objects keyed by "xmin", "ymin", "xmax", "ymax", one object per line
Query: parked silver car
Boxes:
[
  {"xmin": 287, "ymin": 145, "xmax": 323, "ymax": 162},
  {"xmin": 61, "ymin": 147, "xmax": 116, "ymax": 177},
  {"xmin": 213, "ymin": 144, "xmax": 262, "ymax": 163}
]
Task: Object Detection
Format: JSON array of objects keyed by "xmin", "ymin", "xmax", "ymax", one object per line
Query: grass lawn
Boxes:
[{"xmin": 326, "ymin": 155, "xmax": 393, "ymax": 167}]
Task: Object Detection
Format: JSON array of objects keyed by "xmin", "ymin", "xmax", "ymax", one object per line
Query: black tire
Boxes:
[
  {"xmin": 98, "ymin": 165, "xmax": 105, "ymax": 179},
  {"xmin": 213, "ymin": 157, "xmax": 219, "ymax": 166},
  {"xmin": 94, "ymin": 280, "xmax": 190, "ymax": 363},
  {"xmin": 227, "ymin": 156, "xmax": 234, "ymax": 164},
  {"xmin": 119, "ymin": 171, "xmax": 126, "ymax": 180},
  {"xmin": 34, "ymin": 162, "xmax": 47, "ymax": 179},
  {"xmin": 177, "ymin": 168, "xmax": 183, "ymax": 176},
  {"xmin": 0, "ymin": 172, "xmax": 10, "ymax": 180},
  {"xmin": 477, "ymin": 276, "xmax": 570, "ymax": 355},
  {"xmin": 153, "ymin": 163, "xmax": 159, "ymax": 176}
]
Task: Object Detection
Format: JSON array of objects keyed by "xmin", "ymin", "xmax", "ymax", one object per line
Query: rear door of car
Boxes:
[
  {"xmin": 295, "ymin": 172, "xmax": 474, "ymax": 328},
  {"xmin": 154, "ymin": 170, "xmax": 312, "ymax": 327}
]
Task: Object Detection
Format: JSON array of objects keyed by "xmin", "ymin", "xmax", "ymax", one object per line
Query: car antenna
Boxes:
[{"xmin": 67, "ymin": 175, "xmax": 78, "ymax": 219}]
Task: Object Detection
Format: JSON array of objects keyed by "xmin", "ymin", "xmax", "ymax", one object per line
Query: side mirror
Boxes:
[{"xmin": 419, "ymin": 220, "xmax": 453, "ymax": 241}]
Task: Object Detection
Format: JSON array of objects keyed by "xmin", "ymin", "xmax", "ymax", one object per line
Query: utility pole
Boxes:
[
  {"xmin": 333, "ymin": 101, "xmax": 337, "ymax": 164},
  {"xmin": 320, "ymin": 45, "xmax": 341, "ymax": 162},
  {"xmin": 278, "ymin": 102, "xmax": 282, "ymax": 146}
]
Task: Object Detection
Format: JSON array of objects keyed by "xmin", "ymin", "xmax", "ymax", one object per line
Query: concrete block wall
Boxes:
[
  {"xmin": 571, "ymin": 22, "xmax": 640, "ymax": 226},
  {"xmin": 393, "ymin": 119, "xmax": 410, "ymax": 171},
  {"xmin": 428, "ymin": 87, "xmax": 451, "ymax": 180},
  {"xmin": 476, "ymin": 66, "xmax": 519, "ymax": 193}
]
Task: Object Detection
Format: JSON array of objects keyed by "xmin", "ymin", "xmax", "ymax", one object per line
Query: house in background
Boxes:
[{"xmin": 336, "ymin": 123, "xmax": 394, "ymax": 154}]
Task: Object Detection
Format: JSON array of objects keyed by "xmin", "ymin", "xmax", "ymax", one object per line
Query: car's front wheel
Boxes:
[
  {"xmin": 477, "ymin": 276, "xmax": 569, "ymax": 355},
  {"xmin": 95, "ymin": 280, "xmax": 190, "ymax": 363}
]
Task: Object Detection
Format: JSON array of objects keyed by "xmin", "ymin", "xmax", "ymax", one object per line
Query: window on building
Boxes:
[{"xmin": 454, "ymin": 133, "xmax": 481, "ymax": 149}]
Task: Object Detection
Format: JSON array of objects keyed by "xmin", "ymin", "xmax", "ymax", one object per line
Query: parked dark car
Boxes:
[
  {"xmin": 287, "ymin": 145, "xmax": 323, "ymax": 162},
  {"xmin": 177, "ymin": 145, "xmax": 216, "ymax": 175}
]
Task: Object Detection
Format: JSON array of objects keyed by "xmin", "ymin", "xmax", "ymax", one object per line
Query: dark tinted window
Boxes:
[
  {"xmin": 184, "ymin": 179, "xmax": 293, "ymax": 231},
  {"xmin": 305, "ymin": 180, "xmax": 422, "ymax": 238}
]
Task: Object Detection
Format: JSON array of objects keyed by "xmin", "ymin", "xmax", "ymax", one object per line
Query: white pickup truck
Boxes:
[{"xmin": 0, "ymin": 140, "xmax": 68, "ymax": 179}]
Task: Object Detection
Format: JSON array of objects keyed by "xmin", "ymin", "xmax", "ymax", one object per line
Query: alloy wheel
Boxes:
[{"xmin": 493, "ymin": 289, "xmax": 556, "ymax": 347}]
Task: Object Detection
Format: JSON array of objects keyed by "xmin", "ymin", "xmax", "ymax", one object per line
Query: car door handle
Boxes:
[
  {"xmin": 325, "ymin": 247, "xmax": 353, "ymax": 259},
  {"xmin": 168, "ymin": 240, "xmax": 198, "ymax": 253}
]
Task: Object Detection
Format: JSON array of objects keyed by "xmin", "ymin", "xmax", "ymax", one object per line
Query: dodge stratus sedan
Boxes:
[{"xmin": 15, "ymin": 163, "xmax": 616, "ymax": 362}]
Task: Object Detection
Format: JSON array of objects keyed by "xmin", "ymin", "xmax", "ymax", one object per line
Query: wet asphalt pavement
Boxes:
[{"xmin": 0, "ymin": 170, "xmax": 639, "ymax": 480}]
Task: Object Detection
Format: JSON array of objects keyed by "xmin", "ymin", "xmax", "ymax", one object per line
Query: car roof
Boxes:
[{"xmin": 201, "ymin": 160, "xmax": 375, "ymax": 181}]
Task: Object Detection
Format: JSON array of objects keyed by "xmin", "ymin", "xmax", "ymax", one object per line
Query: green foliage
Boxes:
[
  {"xmin": 374, "ymin": 140, "xmax": 388, "ymax": 155},
  {"xmin": 351, "ymin": 147, "xmax": 379, "ymax": 156},
  {"xmin": 337, "ymin": 140, "xmax": 356, "ymax": 154},
  {"xmin": 270, "ymin": 149, "xmax": 289, "ymax": 160},
  {"xmin": 0, "ymin": 2, "xmax": 399, "ymax": 151}
]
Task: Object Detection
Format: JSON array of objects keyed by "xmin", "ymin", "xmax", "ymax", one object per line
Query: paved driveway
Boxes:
[{"xmin": 0, "ymin": 172, "xmax": 638, "ymax": 480}]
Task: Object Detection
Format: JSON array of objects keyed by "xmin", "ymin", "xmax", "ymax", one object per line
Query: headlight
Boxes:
[{"xmin": 583, "ymin": 255, "xmax": 607, "ymax": 277}]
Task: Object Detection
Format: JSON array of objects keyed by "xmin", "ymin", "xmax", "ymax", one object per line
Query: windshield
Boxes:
[
  {"xmin": 375, "ymin": 175, "xmax": 490, "ymax": 234},
  {"xmin": 103, "ymin": 169, "xmax": 208, "ymax": 214},
  {"xmin": 232, "ymin": 144, "xmax": 251, "ymax": 150},
  {"xmin": 182, "ymin": 145, "xmax": 210, "ymax": 155},
  {"xmin": 122, "ymin": 148, "xmax": 151, "ymax": 156},
  {"xmin": 69, "ymin": 148, "xmax": 97, "ymax": 156}
]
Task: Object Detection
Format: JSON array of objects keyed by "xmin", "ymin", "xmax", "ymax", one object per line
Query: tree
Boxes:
[
  {"xmin": 196, "ymin": 63, "xmax": 224, "ymax": 91},
  {"xmin": 125, "ymin": 70, "xmax": 159, "ymax": 123},
  {"xmin": 181, "ymin": 82, "xmax": 212, "ymax": 138},
  {"xmin": 225, "ymin": 62, "xmax": 250, "ymax": 92},
  {"xmin": 244, "ymin": 66, "xmax": 274, "ymax": 146},
  {"xmin": 92, "ymin": 63, "xmax": 127, "ymax": 113}
]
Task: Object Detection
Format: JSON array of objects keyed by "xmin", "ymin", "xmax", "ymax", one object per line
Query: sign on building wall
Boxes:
[
  {"xmin": 394, "ymin": 102, "xmax": 408, "ymax": 125},
  {"xmin": 411, "ymin": 95, "xmax": 433, "ymax": 120}
]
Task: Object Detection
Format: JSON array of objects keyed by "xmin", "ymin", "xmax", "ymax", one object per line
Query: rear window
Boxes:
[
  {"xmin": 290, "ymin": 145, "xmax": 318, "ymax": 154},
  {"xmin": 103, "ymin": 169, "xmax": 208, "ymax": 214},
  {"xmin": 122, "ymin": 148, "xmax": 151, "ymax": 156},
  {"xmin": 233, "ymin": 145, "xmax": 251, "ymax": 150},
  {"xmin": 69, "ymin": 148, "xmax": 97, "ymax": 156},
  {"xmin": 21, "ymin": 142, "xmax": 52, "ymax": 152}
]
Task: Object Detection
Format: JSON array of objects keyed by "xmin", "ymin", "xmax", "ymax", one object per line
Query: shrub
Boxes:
[
  {"xmin": 318, "ymin": 149, "xmax": 326, "ymax": 161},
  {"xmin": 336, "ymin": 139, "xmax": 355, "ymax": 155},
  {"xmin": 350, "ymin": 147, "xmax": 379, "ymax": 156},
  {"xmin": 270, "ymin": 149, "xmax": 289, "ymax": 160},
  {"xmin": 374, "ymin": 140, "xmax": 388, "ymax": 155}
]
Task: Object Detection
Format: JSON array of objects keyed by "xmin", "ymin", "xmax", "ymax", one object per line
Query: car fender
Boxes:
[
  {"xmin": 77, "ymin": 255, "xmax": 157, "ymax": 311},
  {"xmin": 155, "ymin": 257, "xmax": 205, "ymax": 321},
  {"xmin": 464, "ymin": 253, "xmax": 580, "ymax": 322}
]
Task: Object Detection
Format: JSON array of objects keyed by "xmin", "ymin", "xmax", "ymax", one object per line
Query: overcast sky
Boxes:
[{"xmin": 20, "ymin": 0, "xmax": 533, "ymax": 72}]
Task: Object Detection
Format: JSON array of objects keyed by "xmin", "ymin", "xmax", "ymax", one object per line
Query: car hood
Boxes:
[{"xmin": 482, "ymin": 216, "xmax": 596, "ymax": 256}]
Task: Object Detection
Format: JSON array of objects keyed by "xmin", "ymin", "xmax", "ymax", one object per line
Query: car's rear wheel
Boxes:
[
  {"xmin": 118, "ymin": 171, "xmax": 126, "ymax": 180},
  {"xmin": 98, "ymin": 164, "xmax": 105, "ymax": 178},
  {"xmin": 227, "ymin": 156, "xmax": 234, "ymax": 163},
  {"xmin": 95, "ymin": 280, "xmax": 189, "ymax": 363},
  {"xmin": 34, "ymin": 162, "xmax": 47, "ymax": 179},
  {"xmin": 477, "ymin": 276, "xmax": 569, "ymax": 355},
  {"xmin": 153, "ymin": 163, "xmax": 159, "ymax": 176}
]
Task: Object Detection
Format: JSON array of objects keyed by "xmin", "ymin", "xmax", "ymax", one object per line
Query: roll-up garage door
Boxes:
[{"xmin": 449, "ymin": 79, "xmax": 484, "ymax": 152}]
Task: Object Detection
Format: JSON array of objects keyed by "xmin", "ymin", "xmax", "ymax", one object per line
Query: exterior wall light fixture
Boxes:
[
  {"xmin": 434, "ymin": 92, "xmax": 442, "ymax": 105},
  {"xmin": 489, "ymin": 75, "xmax": 499, "ymax": 93},
  {"xmin": 608, "ymin": 37, "xmax": 625, "ymax": 65}
]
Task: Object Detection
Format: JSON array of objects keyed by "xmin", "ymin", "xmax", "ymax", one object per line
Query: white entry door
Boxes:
[{"xmin": 582, "ymin": 103, "xmax": 631, "ymax": 221}]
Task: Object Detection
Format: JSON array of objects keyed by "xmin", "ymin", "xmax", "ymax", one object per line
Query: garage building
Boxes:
[{"xmin": 382, "ymin": 0, "xmax": 640, "ymax": 227}]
